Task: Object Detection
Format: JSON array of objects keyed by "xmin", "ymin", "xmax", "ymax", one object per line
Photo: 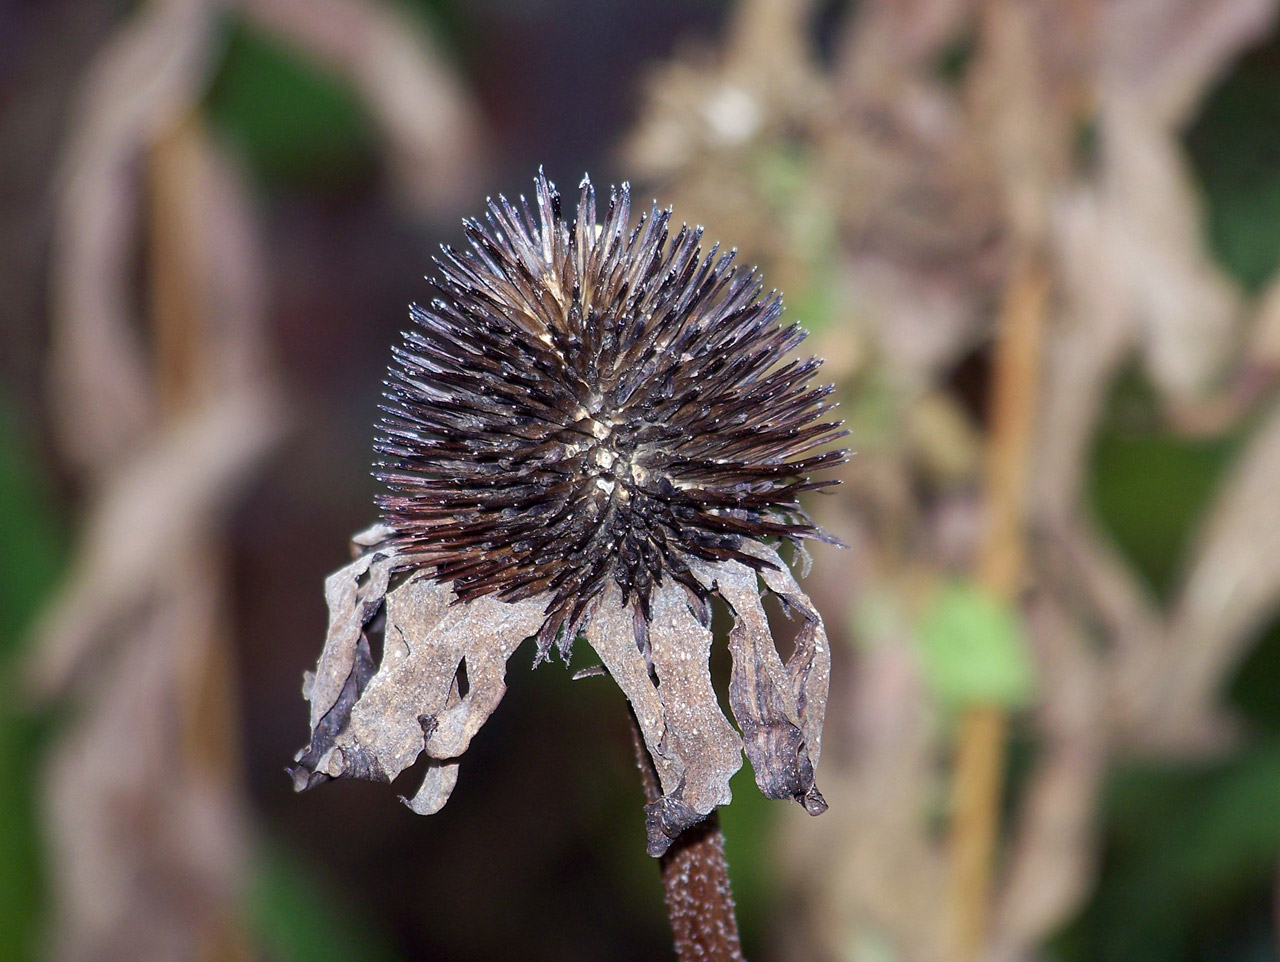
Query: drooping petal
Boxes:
[
  {"xmin": 738, "ymin": 539, "xmax": 831, "ymax": 811},
  {"xmin": 293, "ymin": 524, "xmax": 397, "ymax": 791},
  {"xmin": 644, "ymin": 580, "xmax": 743, "ymax": 855},
  {"xmin": 584, "ymin": 581, "xmax": 674, "ymax": 788},
  {"xmin": 292, "ymin": 537, "xmax": 545, "ymax": 814},
  {"xmin": 407, "ymin": 760, "xmax": 461, "ymax": 816},
  {"xmin": 691, "ymin": 554, "xmax": 823, "ymax": 812}
]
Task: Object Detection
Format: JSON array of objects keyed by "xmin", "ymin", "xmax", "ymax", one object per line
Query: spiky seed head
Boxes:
[{"xmin": 375, "ymin": 170, "xmax": 846, "ymax": 657}]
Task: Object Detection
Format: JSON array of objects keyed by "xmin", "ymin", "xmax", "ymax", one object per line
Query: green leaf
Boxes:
[
  {"xmin": 1091, "ymin": 418, "xmax": 1238, "ymax": 601},
  {"xmin": 917, "ymin": 582, "xmax": 1034, "ymax": 709},
  {"xmin": 1059, "ymin": 742, "xmax": 1280, "ymax": 962},
  {"xmin": 0, "ymin": 395, "xmax": 65, "ymax": 962},
  {"xmin": 205, "ymin": 19, "xmax": 377, "ymax": 190},
  {"xmin": 1186, "ymin": 31, "xmax": 1280, "ymax": 292}
]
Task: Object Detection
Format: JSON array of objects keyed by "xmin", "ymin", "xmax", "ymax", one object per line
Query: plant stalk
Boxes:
[
  {"xmin": 628, "ymin": 710, "xmax": 745, "ymax": 962},
  {"xmin": 942, "ymin": 256, "xmax": 1048, "ymax": 961}
]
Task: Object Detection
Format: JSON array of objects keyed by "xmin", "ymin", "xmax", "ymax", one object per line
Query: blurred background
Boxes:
[{"xmin": 5, "ymin": 0, "xmax": 1280, "ymax": 960}]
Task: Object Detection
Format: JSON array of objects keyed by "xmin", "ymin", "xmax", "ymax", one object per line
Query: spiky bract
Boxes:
[{"xmin": 375, "ymin": 171, "xmax": 844, "ymax": 656}]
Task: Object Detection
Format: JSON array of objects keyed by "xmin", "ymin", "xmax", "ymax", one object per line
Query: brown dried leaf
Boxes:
[
  {"xmin": 43, "ymin": 554, "xmax": 248, "ymax": 962},
  {"xmin": 1161, "ymin": 400, "xmax": 1280, "ymax": 741},
  {"xmin": 25, "ymin": 388, "xmax": 286, "ymax": 700},
  {"xmin": 48, "ymin": 0, "xmax": 223, "ymax": 471},
  {"xmin": 1103, "ymin": 0, "xmax": 1277, "ymax": 128}
]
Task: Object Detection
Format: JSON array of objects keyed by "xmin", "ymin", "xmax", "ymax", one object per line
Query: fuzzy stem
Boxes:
[{"xmin": 628, "ymin": 710, "xmax": 745, "ymax": 962}]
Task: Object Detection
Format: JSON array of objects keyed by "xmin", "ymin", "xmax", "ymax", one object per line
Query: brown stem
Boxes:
[
  {"xmin": 628, "ymin": 710, "xmax": 746, "ymax": 962},
  {"xmin": 942, "ymin": 256, "xmax": 1048, "ymax": 962},
  {"xmin": 149, "ymin": 112, "xmax": 254, "ymax": 962}
]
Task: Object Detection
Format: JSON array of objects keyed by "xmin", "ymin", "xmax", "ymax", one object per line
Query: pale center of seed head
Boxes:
[{"xmin": 578, "ymin": 416, "xmax": 645, "ymax": 502}]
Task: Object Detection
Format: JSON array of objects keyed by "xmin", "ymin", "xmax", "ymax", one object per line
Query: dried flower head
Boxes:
[{"xmin": 292, "ymin": 171, "xmax": 845, "ymax": 855}]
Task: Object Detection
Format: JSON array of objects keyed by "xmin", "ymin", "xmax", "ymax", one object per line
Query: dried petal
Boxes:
[
  {"xmin": 691, "ymin": 554, "xmax": 823, "ymax": 812},
  {"xmin": 585, "ymin": 582, "xmax": 674, "ymax": 787},
  {"xmin": 740, "ymin": 540, "xmax": 831, "ymax": 808},
  {"xmin": 292, "ymin": 537, "xmax": 545, "ymax": 810},
  {"xmin": 303, "ymin": 525, "xmax": 396, "ymax": 720},
  {"xmin": 291, "ymin": 525, "xmax": 396, "ymax": 791},
  {"xmin": 405, "ymin": 760, "xmax": 460, "ymax": 816},
  {"xmin": 644, "ymin": 580, "xmax": 744, "ymax": 854},
  {"xmin": 588, "ymin": 579, "xmax": 744, "ymax": 855}
]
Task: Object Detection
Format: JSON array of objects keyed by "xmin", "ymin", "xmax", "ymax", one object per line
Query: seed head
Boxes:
[
  {"xmin": 293, "ymin": 171, "xmax": 845, "ymax": 856},
  {"xmin": 376, "ymin": 170, "xmax": 845, "ymax": 658}
]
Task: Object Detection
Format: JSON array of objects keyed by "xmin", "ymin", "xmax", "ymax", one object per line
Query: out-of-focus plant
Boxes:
[
  {"xmin": 19, "ymin": 0, "xmax": 485, "ymax": 959},
  {"xmin": 623, "ymin": 0, "xmax": 1280, "ymax": 960},
  {"xmin": 14, "ymin": 0, "xmax": 1280, "ymax": 958}
]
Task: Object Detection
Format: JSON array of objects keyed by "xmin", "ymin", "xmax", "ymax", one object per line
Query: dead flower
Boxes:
[{"xmin": 290, "ymin": 171, "xmax": 845, "ymax": 855}]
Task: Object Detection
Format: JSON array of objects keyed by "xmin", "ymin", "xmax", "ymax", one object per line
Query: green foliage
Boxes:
[
  {"xmin": 1090, "ymin": 378, "xmax": 1239, "ymax": 600},
  {"xmin": 1228, "ymin": 619, "xmax": 1280, "ymax": 734},
  {"xmin": 1187, "ymin": 31, "xmax": 1280, "ymax": 292},
  {"xmin": 0, "ymin": 405, "xmax": 62, "ymax": 644},
  {"xmin": 0, "ymin": 398, "xmax": 64, "ymax": 962},
  {"xmin": 1057, "ymin": 744, "xmax": 1280, "ymax": 962},
  {"xmin": 917, "ymin": 581, "xmax": 1035, "ymax": 710},
  {"xmin": 247, "ymin": 845, "xmax": 400, "ymax": 962},
  {"xmin": 205, "ymin": 20, "xmax": 377, "ymax": 190}
]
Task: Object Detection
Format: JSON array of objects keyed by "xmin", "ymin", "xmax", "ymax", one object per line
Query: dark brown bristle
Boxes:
[{"xmin": 375, "ymin": 170, "xmax": 847, "ymax": 657}]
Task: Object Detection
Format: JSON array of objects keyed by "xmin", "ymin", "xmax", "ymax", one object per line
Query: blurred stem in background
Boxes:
[
  {"xmin": 944, "ymin": 256, "xmax": 1049, "ymax": 962},
  {"xmin": 147, "ymin": 109, "xmax": 253, "ymax": 962}
]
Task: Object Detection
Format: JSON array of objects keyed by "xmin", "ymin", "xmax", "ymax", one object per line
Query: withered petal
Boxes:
[
  {"xmin": 644, "ymin": 580, "xmax": 743, "ymax": 854},
  {"xmin": 292, "ymin": 536, "xmax": 545, "ymax": 810},
  {"xmin": 586, "ymin": 579, "xmax": 746, "ymax": 855},
  {"xmin": 304, "ymin": 523, "xmax": 397, "ymax": 731},
  {"xmin": 692, "ymin": 551, "xmax": 826, "ymax": 814},
  {"xmin": 585, "ymin": 582, "xmax": 673, "ymax": 786},
  {"xmin": 293, "ymin": 530, "xmax": 831, "ymax": 850},
  {"xmin": 738, "ymin": 539, "xmax": 831, "ymax": 813},
  {"xmin": 404, "ymin": 759, "xmax": 460, "ymax": 816}
]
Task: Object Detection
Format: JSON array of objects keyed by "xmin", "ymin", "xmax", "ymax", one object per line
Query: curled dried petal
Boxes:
[
  {"xmin": 292, "ymin": 524, "xmax": 396, "ymax": 791},
  {"xmin": 293, "ymin": 532, "xmax": 831, "ymax": 852},
  {"xmin": 291, "ymin": 537, "xmax": 545, "ymax": 811},
  {"xmin": 739, "ymin": 539, "xmax": 831, "ymax": 808},
  {"xmin": 691, "ymin": 554, "xmax": 824, "ymax": 812}
]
